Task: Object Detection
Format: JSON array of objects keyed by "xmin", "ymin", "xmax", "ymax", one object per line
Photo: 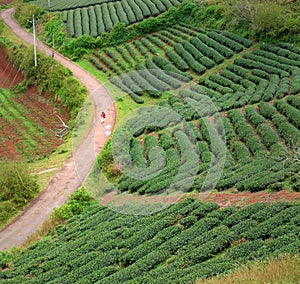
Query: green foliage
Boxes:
[
  {"xmin": 5, "ymin": 42, "xmax": 86, "ymax": 120},
  {"xmin": 14, "ymin": 2, "xmax": 45, "ymax": 28},
  {"xmin": 96, "ymin": 138, "xmax": 121, "ymax": 182},
  {"xmin": 223, "ymin": 0, "xmax": 300, "ymax": 41},
  {"xmin": 40, "ymin": 12, "xmax": 67, "ymax": 48},
  {"xmin": 50, "ymin": 188, "xmax": 95, "ymax": 221},
  {"xmin": 250, "ymin": 2, "xmax": 289, "ymax": 38},
  {"xmin": 101, "ymin": 23, "xmax": 131, "ymax": 47},
  {"xmin": 0, "ymin": 162, "xmax": 39, "ymax": 227},
  {"xmin": 0, "ymin": 20, "xmax": 4, "ymax": 35},
  {"xmin": 1, "ymin": 200, "xmax": 300, "ymax": 283},
  {"xmin": 60, "ymin": 34, "xmax": 95, "ymax": 60}
]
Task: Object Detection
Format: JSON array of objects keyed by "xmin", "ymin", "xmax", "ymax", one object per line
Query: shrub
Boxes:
[
  {"xmin": 0, "ymin": 162, "xmax": 39, "ymax": 225},
  {"xmin": 290, "ymin": 68, "xmax": 300, "ymax": 96},
  {"xmin": 81, "ymin": 8, "xmax": 90, "ymax": 35},
  {"xmin": 190, "ymin": 37, "xmax": 224, "ymax": 64},
  {"xmin": 107, "ymin": 2, "xmax": 120, "ymax": 26},
  {"xmin": 274, "ymin": 100, "xmax": 300, "ymax": 129},
  {"xmin": 198, "ymin": 33, "xmax": 233, "ymax": 57},
  {"xmin": 217, "ymin": 30, "xmax": 252, "ymax": 47},
  {"xmin": 127, "ymin": 0, "xmax": 144, "ymax": 21},
  {"xmin": 51, "ymin": 188, "xmax": 95, "ymax": 222},
  {"xmin": 66, "ymin": 10, "xmax": 75, "ymax": 37},
  {"xmin": 102, "ymin": 3, "xmax": 114, "ymax": 31},
  {"xmin": 287, "ymin": 95, "xmax": 300, "ymax": 110},
  {"xmin": 231, "ymin": 141, "xmax": 251, "ymax": 164},
  {"xmin": 95, "ymin": 4, "xmax": 106, "ymax": 34},
  {"xmin": 165, "ymin": 49, "xmax": 189, "ymax": 72},
  {"xmin": 88, "ymin": 6, "xmax": 98, "ymax": 37},
  {"xmin": 114, "ymin": 1, "xmax": 129, "ymax": 25},
  {"xmin": 207, "ymin": 31, "xmax": 244, "ymax": 52}
]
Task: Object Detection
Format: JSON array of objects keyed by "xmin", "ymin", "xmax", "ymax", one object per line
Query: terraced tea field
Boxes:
[
  {"xmin": 31, "ymin": 0, "xmax": 182, "ymax": 37},
  {"xmin": 1, "ymin": 199, "xmax": 299, "ymax": 283},
  {"xmin": 87, "ymin": 25, "xmax": 300, "ymax": 195}
]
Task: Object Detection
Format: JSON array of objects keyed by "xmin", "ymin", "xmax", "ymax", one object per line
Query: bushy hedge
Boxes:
[
  {"xmin": 127, "ymin": 0, "xmax": 144, "ymax": 21},
  {"xmin": 88, "ymin": 6, "xmax": 98, "ymax": 37},
  {"xmin": 102, "ymin": 3, "xmax": 114, "ymax": 31},
  {"xmin": 260, "ymin": 43, "xmax": 300, "ymax": 61},
  {"xmin": 2, "ymin": 198, "xmax": 300, "ymax": 283},
  {"xmin": 165, "ymin": 49, "xmax": 189, "ymax": 71},
  {"xmin": 81, "ymin": 7, "xmax": 90, "ymax": 35},
  {"xmin": 107, "ymin": 2, "xmax": 120, "ymax": 26},
  {"xmin": 152, "ymin": 55, "xmax": 192, "ymax": 81},
  {"xmin": 287, "ymin": 95, "xmax": 300, "ymax": 110},
  {"xmin": 74, "ymin": 8, "xmax": 83, "ymax": 37},
  {"xmin": 207, "ymin": 31, "xmax": 244, "ymax": 52},
  {"xmin": 66, "ymin": 10, "xmax": 75, "ymax": 37},
  {"xmin": 216, "ymin": 30, "xmax": 252, "ymax": 48},
  {"xmin": 190, "ymin": 37, "xmax": 224, "ymax": 64},
  {"xmin": 145, "ymin": 59, "xmax": 182, "ymax": 88},
  {"xmin": 274, "ymin": 100, "xmax": 300, "ymax": 129},
  {"xmin": 271, "ymin": 113, "xmax": 300, "ymax": 147},
  {"xmin": 235, "ymin": 57, "xmax": 288, "ymax": 78},
  {"xmin": 290, "ymin": 68, "xmax": 300, "ymax": 96},
  {"xmin": 95, "ymin": 4, "xmax": 105, "ymax": 33},
  {"xmin": 198, "ymin": 33, "xmax": 234, "ymax": 57},
  {"xmin": 114, "ymin": 1, "xmax": 129, "ymax": 24},
  {"xmin": 174, "ymin": 43, "xmax": 206, "ymax": 74},
  {"xmin": 182, "ymin": 41, "xmax": 215, "ymax": 68}
]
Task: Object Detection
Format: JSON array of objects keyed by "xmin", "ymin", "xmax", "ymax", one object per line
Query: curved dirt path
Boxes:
[{"xmin": 0, "ymin": 8, "xmax": 116, "ymax": 250}]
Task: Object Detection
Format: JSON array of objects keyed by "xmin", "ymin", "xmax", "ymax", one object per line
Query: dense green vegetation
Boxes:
[
  {"xmin": 62, "ymin": 0, "xmax": 182, "ymax": 37},
  {"xmin": 86, "ymin": 24, "xmax": 300, "ymax": 195},
  {"xmin": 0, "ymin": 1, "xmax": 299, "ymax": 283},
  {"xmin": 0, "ymin": 37, "xmax": 87, "ymax": 120},
  {"xmin": 21, "ymin": 0, "xmax": 299, "ymax": 60},
  {"xmin": 0, "ymin": 199, "xmax": 299, "ymax": 283},
  {"xmin": 0, "ymin": 162, "xmax": 39, "ymax": 228}
]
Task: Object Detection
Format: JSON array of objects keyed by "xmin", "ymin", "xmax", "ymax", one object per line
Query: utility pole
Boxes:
[
  {"xmin": 48, "ymin": 0, "xmax": 51, "ymax": 8},
  {"xmin": 32, "ymin": 15, "xmax": 37, "ymax": 67},
  {"xmin": 52, "ymin": 34, "xmax": 55, "ymax": 60}
]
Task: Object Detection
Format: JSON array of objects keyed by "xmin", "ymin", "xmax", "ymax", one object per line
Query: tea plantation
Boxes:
[
  {"xmin": 30, "ymin": 0, "xmax": 183, "ymax": 37},
  {"xmin": 89, "ymin": 24, "xmax": 300, "ymax": 195},
  {"xmin": 1, "ymin": 0, "xmax": 299, "ymax": 282},
  {"xmin": 0, "ymin": 199, "xmax": 299, "ymax": 283}
]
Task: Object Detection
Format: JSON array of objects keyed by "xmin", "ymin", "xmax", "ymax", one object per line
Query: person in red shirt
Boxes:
[{"xmin": 100, "ymin": 111, "xmax": 106, "ymax": 124}]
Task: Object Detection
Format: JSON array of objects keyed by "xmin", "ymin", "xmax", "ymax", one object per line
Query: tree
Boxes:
[
  {"xmin": 224, "ymin": 0, "xmax": 299, "ymax": 38},
  {"xmin": 250, "ymin": 1, "xmax": 286, "ymax": 36},
  {"xmin": 0, "ymin": 162, "xmax": 39, "ymax": 205}
]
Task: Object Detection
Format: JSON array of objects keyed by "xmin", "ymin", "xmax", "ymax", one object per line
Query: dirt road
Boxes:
[{"xmin": 0, "ymin": 8, "xmax": 116, "ymax": 250}]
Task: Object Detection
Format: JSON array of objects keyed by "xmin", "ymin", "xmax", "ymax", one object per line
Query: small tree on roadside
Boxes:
[{"xmin": 0, "ymin": 162, "xmax": 39, "ymax": 206}]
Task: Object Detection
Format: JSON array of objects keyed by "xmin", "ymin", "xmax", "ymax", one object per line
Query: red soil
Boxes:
[
  {"xmin": 100, "ymin": 189, "xmax": 300, "ymax": 212},
  {"xmin": 0, "ymin": 47, "xmax": 23, "ymax": 88},
  {"xmin": 0, "ymin": 1, "xmax": 13, "ymax": 4},
  {"xmin": 200, "ymin": 190, "xmax": 300, "ymax": 208},
  {"xmin": 0, "ymin": 47, "xmax": 71, "ymax": 161}
]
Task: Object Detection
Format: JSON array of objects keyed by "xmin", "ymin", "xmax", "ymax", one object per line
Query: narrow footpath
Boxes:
[{"xmin": 0, "ymin": 8, "xmax": 116, "ymax": 250}]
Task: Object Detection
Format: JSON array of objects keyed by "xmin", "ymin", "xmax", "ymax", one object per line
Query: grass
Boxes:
[
  {"xmin": 76, "ymin": 59, "xmax": 164, "ymax": 126},
  {"xmin": 196, "ymin": 254, "xmax": 300, "ymax": 284},
  {"xmin": 29, "ymin": 138, "xmax": 72, "ymax": 190}
]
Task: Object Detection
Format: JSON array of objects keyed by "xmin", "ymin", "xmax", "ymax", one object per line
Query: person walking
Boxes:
[{"xmin": 100, "ymin": 111, "xmax": 106, "ymax": 124}]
